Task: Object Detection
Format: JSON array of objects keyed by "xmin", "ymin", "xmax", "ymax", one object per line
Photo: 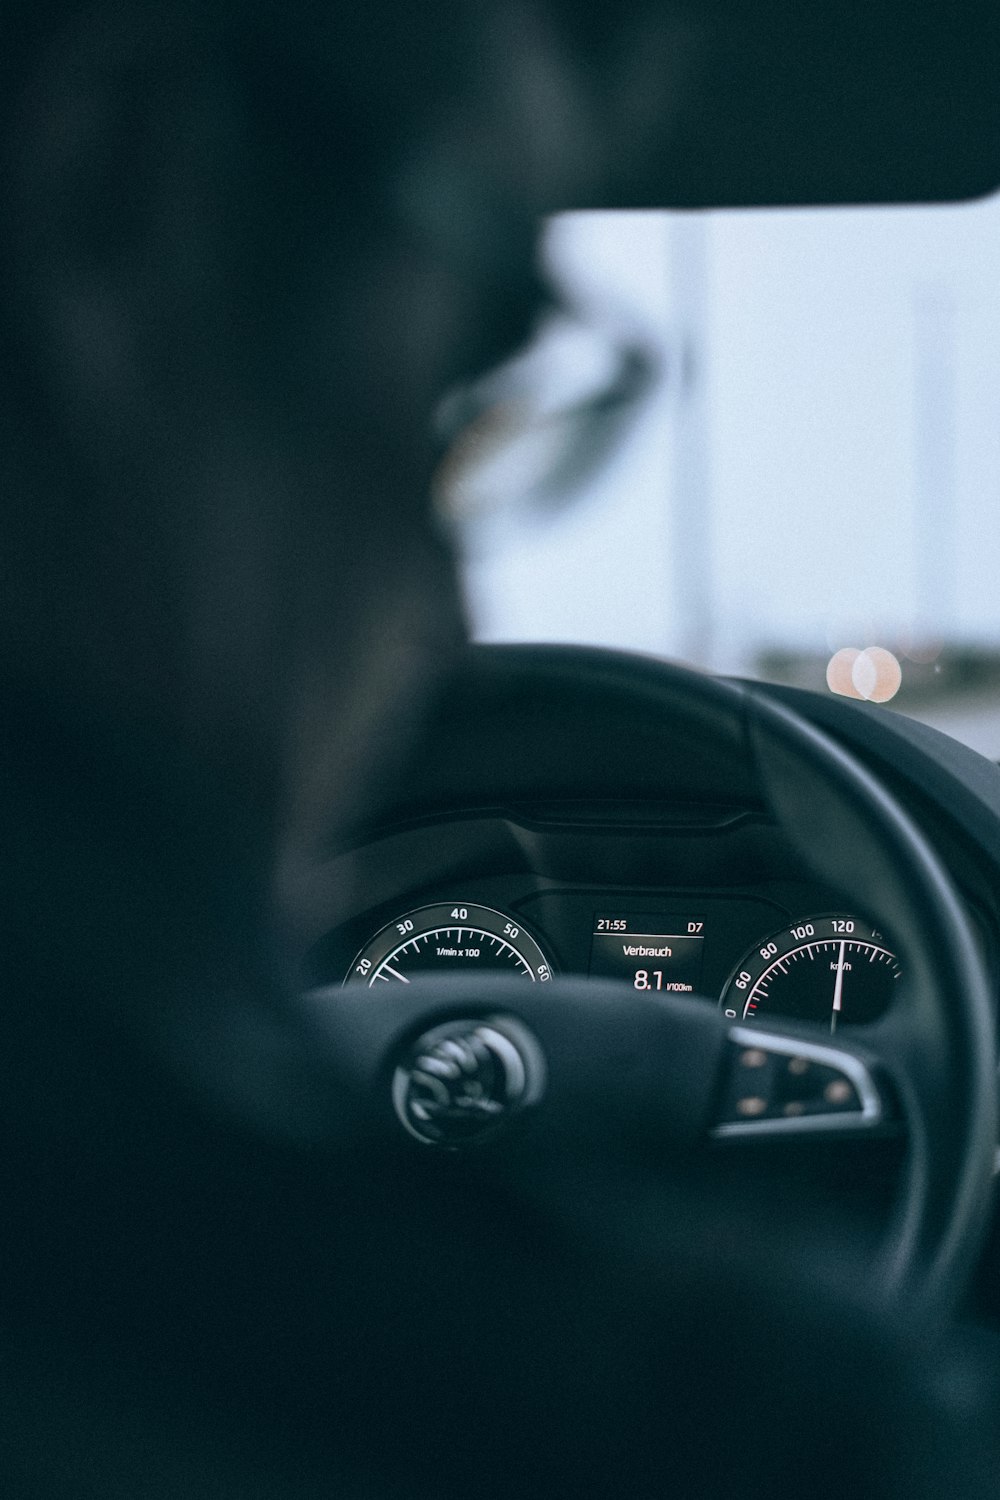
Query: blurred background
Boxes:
[{"xmin": 446, "ymin": 194, "xmax": 1000, "ymax": 759}]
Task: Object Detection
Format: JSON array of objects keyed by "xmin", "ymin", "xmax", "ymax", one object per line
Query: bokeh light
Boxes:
[
  {"xmin": 826, "ymin": 646, "xmax": 902, "ymax": 703},
  {"xmin": 826, "ymin": 647, "xmax": 863, "ymax": 698}
]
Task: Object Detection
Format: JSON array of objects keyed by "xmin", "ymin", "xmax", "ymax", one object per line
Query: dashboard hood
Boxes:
[{"xmin": 561, "ymin": 0, "xmax": 1000, "ymax": 209}]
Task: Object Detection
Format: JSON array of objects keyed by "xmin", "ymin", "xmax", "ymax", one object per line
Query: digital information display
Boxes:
[{"xmin": 588, "ymin": 915, "xmax": 706, "ymax": 994}]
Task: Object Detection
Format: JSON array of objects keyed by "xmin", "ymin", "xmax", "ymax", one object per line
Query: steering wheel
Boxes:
[{"xmin": 305, "ymin": 651, "xmax": 997, "ymax": 1320}]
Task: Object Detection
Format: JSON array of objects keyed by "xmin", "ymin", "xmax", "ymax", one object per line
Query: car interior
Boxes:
[{"xmin": 4, "ymin": 3, "xmax": 1000, "ymax": 1496}]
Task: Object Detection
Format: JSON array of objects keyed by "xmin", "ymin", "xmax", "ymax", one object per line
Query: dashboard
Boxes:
[
  {"xmin": 302, "ymin": 646, "xmax": 1000, "ymax": 1050},
  {"xmin": 309, "ymin": 820, "xmax": 905, "ymax": 1036}
]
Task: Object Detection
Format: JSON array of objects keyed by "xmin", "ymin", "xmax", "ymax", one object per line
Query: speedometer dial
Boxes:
[
  {"xmin": 720, "ymin": 914, "xmax": 901, "ymax": 1031},
  {"xmin": 344, "ymin": 902, "xmax": 554, "ymax": 987}
]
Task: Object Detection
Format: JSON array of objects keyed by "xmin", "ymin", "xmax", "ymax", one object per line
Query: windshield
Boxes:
[{"xmin": 451, "ymin": 196, "xmax": 1000, "ymax": 758}]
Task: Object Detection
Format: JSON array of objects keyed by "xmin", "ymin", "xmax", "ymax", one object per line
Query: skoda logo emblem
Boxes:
[{"xmin": 392, "ymin": 1016, "xmax": 545, "ymax": 1147}]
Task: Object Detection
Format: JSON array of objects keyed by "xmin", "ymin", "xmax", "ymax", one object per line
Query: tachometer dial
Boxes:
[
  {"xmin": 344, "ymin": 902, "xmax": 554, "ymax": 987},
  {"xmin": 720, "ymin": 914, "xmax": 901, "ymax": 1031}
]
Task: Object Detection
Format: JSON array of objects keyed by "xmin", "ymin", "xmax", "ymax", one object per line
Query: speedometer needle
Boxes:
[{"xmin": 831, "ymin": 940, "xmax": 846, "ymax": 1033}]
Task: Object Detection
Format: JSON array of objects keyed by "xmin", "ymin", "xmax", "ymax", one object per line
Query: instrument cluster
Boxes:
[{"xmin": 311, "ymin": 879, "xmax": 903, "ymax": 1034}]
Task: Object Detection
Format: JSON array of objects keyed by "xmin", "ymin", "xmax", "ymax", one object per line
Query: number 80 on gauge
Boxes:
[{"xmin": 719, "ymin": 913, "xmax": 901, "ymax": 1030}]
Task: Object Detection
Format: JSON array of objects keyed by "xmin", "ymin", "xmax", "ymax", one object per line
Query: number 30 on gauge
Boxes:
[{"xmin": 344, "ymin": 902, "xmax": 554, "ymax": 986}]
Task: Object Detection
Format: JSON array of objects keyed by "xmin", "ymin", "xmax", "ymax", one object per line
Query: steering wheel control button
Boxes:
[
  {"xmin": 391, "ymin": 1016, "xmax": 545, "ymax": 1147},
  {"xmin": 713, "ymin": 1027, "xmax": 882, "ymax": 1137},
  {"xmin": 739, "ymin": 1048, "xmax": 769, "ymax": 1069},
  {"xmin": 735, "ymin": 1095, "xmax": 769, "ymax": 1118}
]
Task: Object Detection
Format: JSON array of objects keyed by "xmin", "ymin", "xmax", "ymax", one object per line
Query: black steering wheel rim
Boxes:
[
  {"xmin": 744, "ymin": 676, "xmax": 997, "ymax": 1311},
  {"xmin": 307, "ymin": 643, "xmax": 997, "ymax": 1319},
  {"xmin": 420, "ymin": 645, "xmax": 998, "ymax": 1312}
]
